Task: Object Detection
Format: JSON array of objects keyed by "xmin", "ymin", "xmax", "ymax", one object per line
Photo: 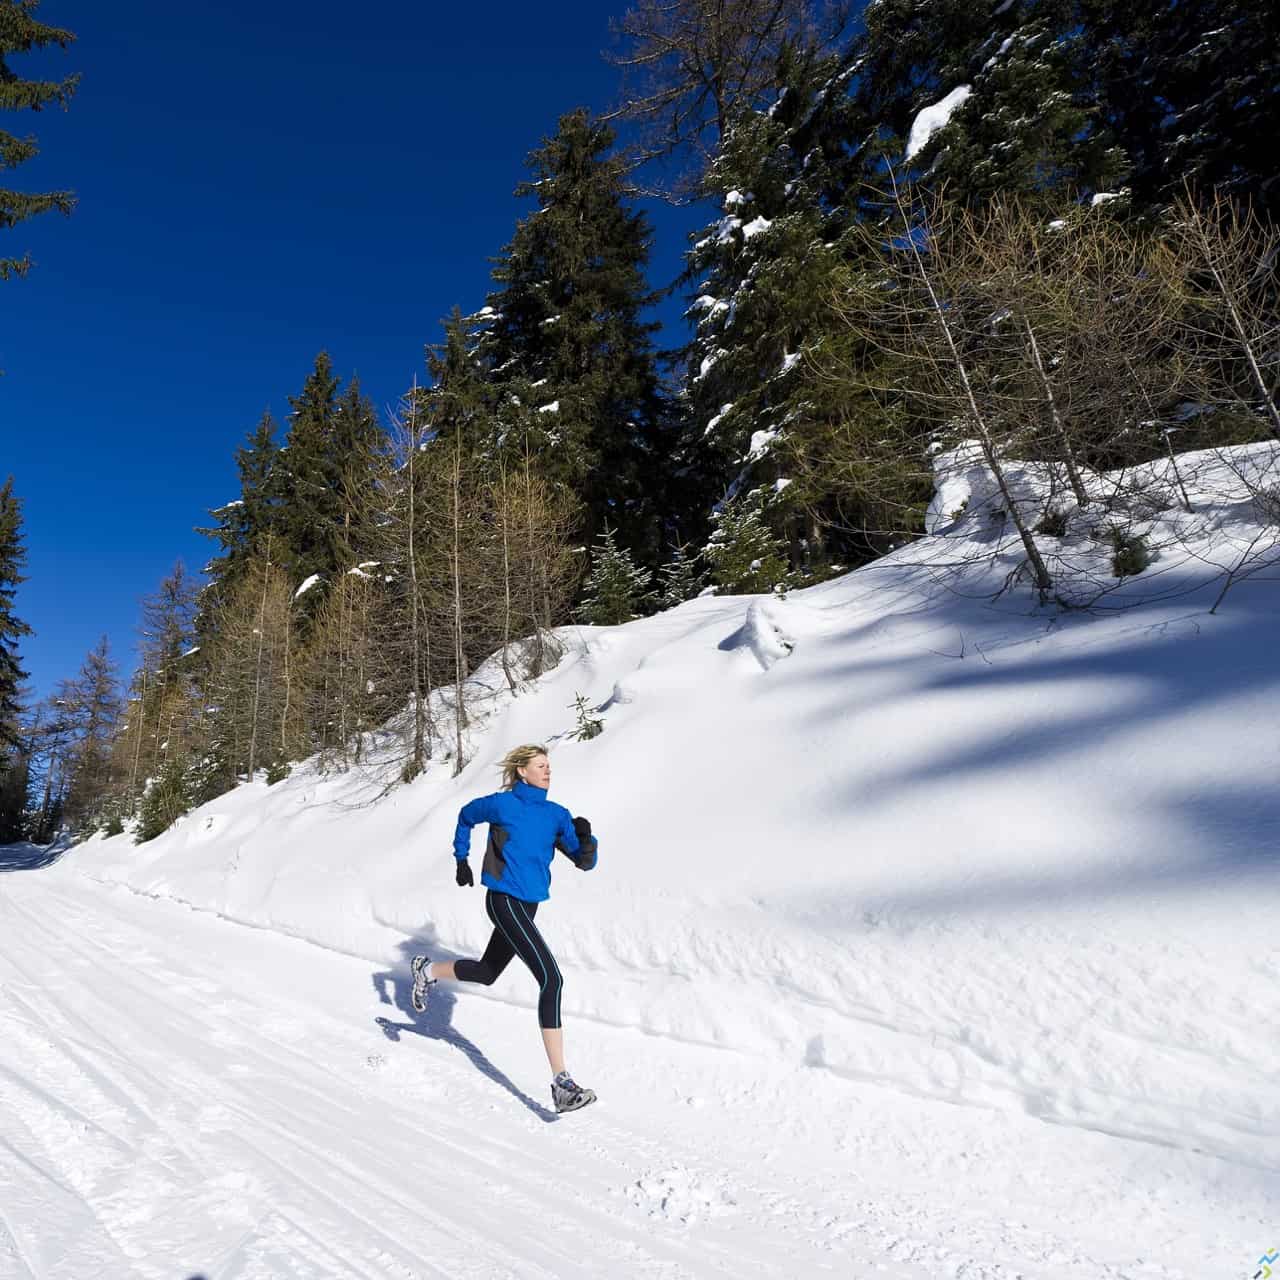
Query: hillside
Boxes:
[{"xmin": 8, "ymin": 442, "xmax": 1278, "ymax": 1278}]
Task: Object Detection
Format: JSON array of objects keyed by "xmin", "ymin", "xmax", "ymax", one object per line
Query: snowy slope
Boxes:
[{"xmin": 4, "ymin": 443, "xmax": 1279, "ymax": 1278}]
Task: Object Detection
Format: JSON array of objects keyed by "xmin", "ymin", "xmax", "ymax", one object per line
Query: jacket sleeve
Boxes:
[
  {"xmin": 555, "ymin": 809, "xmax": 598, "ymax": 870},
  {"xmin": 554, "ymin": 808, "xmax": 581, "ymax": 859},
  {"xmin": 454, "ymin": 794, "xmax": 499, "ymax": 861}
]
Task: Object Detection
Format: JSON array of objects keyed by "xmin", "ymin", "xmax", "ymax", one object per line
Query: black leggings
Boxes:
[{"xmin": 453, "ymin": 890, "xmax": 564, "ymax": 1029}]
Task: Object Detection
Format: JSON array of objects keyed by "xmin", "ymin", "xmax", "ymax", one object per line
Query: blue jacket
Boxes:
[{"xmin": 453, "ymin": 780, "xmax": 596, "ymax": 903}]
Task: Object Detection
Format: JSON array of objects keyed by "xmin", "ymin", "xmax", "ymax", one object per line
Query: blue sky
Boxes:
[{"xmin": 2, "ymin": 0, "xmax": 700, "ymax": 704}]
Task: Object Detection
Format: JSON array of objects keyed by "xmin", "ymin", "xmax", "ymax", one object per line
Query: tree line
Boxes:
[{"xmin": 2, "ymin": 0, "xmax": 1278, "ymax": 843}]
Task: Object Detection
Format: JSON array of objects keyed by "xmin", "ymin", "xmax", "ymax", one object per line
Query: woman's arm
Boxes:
[{"xmin": 453, "ymin": 794, "xmax": 499, "ymax": 862}]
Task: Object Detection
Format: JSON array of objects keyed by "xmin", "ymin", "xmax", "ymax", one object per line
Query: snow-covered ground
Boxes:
[{"xmin": 3, "ymin": 444, "xmax": 1278, "ymax": 1279}]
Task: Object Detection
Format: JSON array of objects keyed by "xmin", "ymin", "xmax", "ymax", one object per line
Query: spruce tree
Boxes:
[
  {"xmin": 277, "ymin": 352, "xmax": 342, "ymax": 592},
  {"xmin": 577, "ymin": 527, "xmax": 654, "ymax": 625},
  {"xmin": 0, "ymin": 477, "xmax": 32, "ymax": 753},
  {"xmin": 679, "ymin": 45, "xmax": 867, "ymax": 569},
  {"xmin": 478, "ymin": 110, "xmax": 671, "ymax": 560},
  {"xmin": 704, "ymin": 490, "xmax": 791, "ymax": 594},
  {"xmin": 1, "ymin": 0, "xmax": 78, "ymax": 281},
  {"xmin": 197, "ymin": 411, "xmax": 282, "ymax": 635},
  {"xmin": 656, "ymin": 541, "xmax": 705, "ymax": 609}
]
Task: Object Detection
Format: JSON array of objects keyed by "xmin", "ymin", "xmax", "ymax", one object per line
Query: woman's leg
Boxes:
[
  {"xmin": 442, "ymin": 891, "xmax": 517, "ymax": 986},
  {"xmin": 486, "ymin": 894, "xmax": 566, "ymax": 1072}
]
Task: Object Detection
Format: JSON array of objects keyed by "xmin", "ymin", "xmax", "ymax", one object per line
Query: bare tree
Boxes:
[{"xmin": 1166, "ymin": 189, "xmax": 1280, "ymax": 443}]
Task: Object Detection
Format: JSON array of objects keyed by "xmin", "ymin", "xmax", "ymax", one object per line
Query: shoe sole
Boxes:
[
  {"xmin": 410, "ymin": 956, "xmax": 431, "ymax": 1013},
  {"xmin": 554, "ymin": 1089, "xmax": 597, "ymax": 1114}
]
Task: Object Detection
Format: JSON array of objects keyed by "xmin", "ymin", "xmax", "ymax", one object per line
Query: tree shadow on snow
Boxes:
[
  {"xmin": 0, "ymin": 841, "xmax": 70, "ymax": 873},
  {"xmin": 779, "ymin": 577, "xmax": 1280, "ymax": 916},
  {"xmin": 370, "ymin": 939, "xmax": 558, "ymax": 1124}
]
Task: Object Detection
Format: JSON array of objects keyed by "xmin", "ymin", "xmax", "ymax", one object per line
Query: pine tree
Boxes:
[
  {"xmin": 0, "ymin": 0, "xmax": 78, "ymax": 281},
  {"xmin": 197, "ymin": 412, "xmax": 283, "ymax": 630},
  {"xmin": 0, "ymin": 477, "xmax": 32, "ymax": 753},
  {"xmin": 704, "ymin": 490, "xmax": 791, "ymax": 594},
  {"xmin": 656, "ymin": 541, "xmax": 705, "ymax": 609},
  {"xmin": 577, "ymin": 527, "xmax": 654, "ymax": 625},
  {"xmin": 277, "ymin": 352, "xmax": 342, "ymax": 594},
  {"xmin": 478, "ymin": 110, "xmax": 672, "ymax": 560}
]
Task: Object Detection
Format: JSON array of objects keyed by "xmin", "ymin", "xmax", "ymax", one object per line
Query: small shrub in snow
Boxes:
[
  {"xmin": 136, "ymin": 758, "xmax": 193, "ymax": 843},
  {"xmin": 102, "ymin": 809, "xmax": 125, "ymax": 838},
  {"xmin": 1108, "ymin": 526, "xmax": 1151, "ymax": 577},
  {"xmin": 265, "ymin": 758, "xmax": 290, "ymax": 786},
  {"xmin": 570, "ymin": 692, "xmax": 603, "ymax": 741},
  {"xmin": 1037, "ymin": 507, "xmax": 1069, "ymax": 537},
  {"xmin": 577, "ymin": 528, "xmax": 654, "ymax": 625}
]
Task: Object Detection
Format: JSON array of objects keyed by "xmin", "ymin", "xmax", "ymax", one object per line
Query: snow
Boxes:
[
  {"xmin": 905, "ymin": 85, "xmax": 973, "ymax": 161},
  {"xmin": 745, "ymin": 428, "xmax": 777, "ymax": 460},
  {"xmin": 537, "ymin": 401, "xmax": 560, "ymax": 414},
  {"xmin": 292, "ymin": 573, "xmax": 321, "ymax": 600},
  {"xmin": 741, "ymin": 216, "xmax": 772, "ymax": 240},
  {"xmin": 779, "ymin": 351, "xmax": 800, "ymax": 375},
  {"xmin": 4, "ymin": 442, "xmax": 1280, "ymax": 1277},
  {"xmin": 1091, "ymin": 191, "xmax": 1121, "ymax": 206},
  {"xmin": 182, "ymin": 646, "xmax": 200, "ymax": 658},
  {"xmin": 695, "ymin": 349, "xmax": 725, "ymax": 382},
  {"xmin": 703, "ymin": 403, "xmax": 734, "ymax": 437}
]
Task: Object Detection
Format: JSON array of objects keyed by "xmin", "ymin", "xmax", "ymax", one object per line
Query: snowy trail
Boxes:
[{"xmin": 1, "ymin": 854, "xmax": 1273, "ymax": 1279}]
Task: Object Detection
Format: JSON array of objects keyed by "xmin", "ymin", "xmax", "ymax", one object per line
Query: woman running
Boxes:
[{"xmin": 410, "ymin": 744, "xmax": 599, "ymax": 1114}]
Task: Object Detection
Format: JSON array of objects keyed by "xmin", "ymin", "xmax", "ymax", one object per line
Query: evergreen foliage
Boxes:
[
  {"xmin": 0, "ymin": 477, "xmax": 31, "ymax": 754},
  {"xmin": 577, "ymin": 527, "xmax": 654, "ymax": 625},
  {"xmin": 861, "ymin": 0, "xmax": 1123, "ymax": 206},
  {"xmin": 679, "ymin": 45, "xmax": 870, "ymax": 569},
  {"xmin": 135, "ymin": 755, "xmax": 192, "ymax": 843},
  {"xmin": 0, "ymin": 747, "xmax": 28, "ymax": 842},
  {"xmin": 569, "ymin": 692, "xmax": 603, "ymax": 741},
  {"xmin": 656, "ymin": 541, "xmax": 705, "ymax": 609},
  {"xmin": 477, "ymin": 110, "xmax": 672, "ymax": 560},
  {"xmin": 1085, "ymin": 0, "xmax": 1280, "ymax": 220},
  {"xmin": 0, "ymin": 0, "xmax": 78, "ymax": 280},
  {"xmin": 704, "ymin": 489, "xmax": 791, "ymax": 594},
  {"xmin": 197, "ymin": 413, "xmax": 283, "ymax": 629}
]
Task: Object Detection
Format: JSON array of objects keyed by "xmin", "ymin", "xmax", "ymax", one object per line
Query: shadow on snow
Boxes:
[{"xmin": 370, "ymin": 938, "xmax": 559, "ymax": 1125}]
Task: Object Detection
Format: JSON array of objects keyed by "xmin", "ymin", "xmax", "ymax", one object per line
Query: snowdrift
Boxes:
[{"xmin": 80, "ymin": 443, "xmax": 1280, "ymax": 1178}]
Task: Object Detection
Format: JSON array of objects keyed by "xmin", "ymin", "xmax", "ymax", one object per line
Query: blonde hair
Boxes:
[{"xmin": 499, "ymin": 744, "xmax": 548, "ymax": 790}]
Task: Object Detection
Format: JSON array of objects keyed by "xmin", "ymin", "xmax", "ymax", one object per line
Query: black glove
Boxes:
[
  {"xmin": 455, "ymin": 859, "xmax": 474, "ymax": 887},
  {"xmin": 571, "ymin": 816, "xmax": 597, "ymax": 871}
]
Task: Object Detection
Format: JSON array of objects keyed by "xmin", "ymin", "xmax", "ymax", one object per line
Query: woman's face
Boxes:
[{"xmin": 518, "ymin": 753, "xmax": 551, "ymax": 789}]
